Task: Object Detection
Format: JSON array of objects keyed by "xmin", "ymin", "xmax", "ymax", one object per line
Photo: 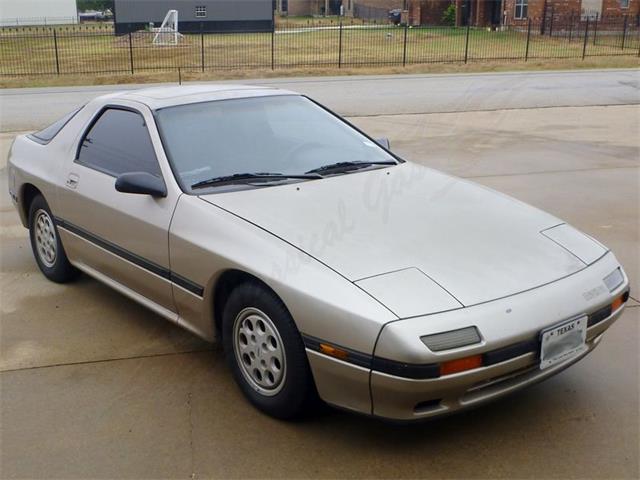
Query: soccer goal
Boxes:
[{"xmin": 152, "ymin": 10, "xmax": 180, "ymax": 46}]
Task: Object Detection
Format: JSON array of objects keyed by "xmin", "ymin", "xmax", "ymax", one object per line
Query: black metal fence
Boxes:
[{"xmin": 0, "ymin": 15, "xmax": 637, "ymax": 76}]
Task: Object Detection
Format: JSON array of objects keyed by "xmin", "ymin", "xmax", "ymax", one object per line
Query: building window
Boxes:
[
  {"xmin": 195, "ymin": 6, "xmax": 207, "ymax": 18},
  {"xmin": 620, "ymin": 0, "xmax": 629, "ymax": 7},
  {"xmin": 281, "ymin": 0, "xmax": 288, "ymax": 13},
  {"xmin": 514, "ymin": 0, "xmax": 528, "ymax": 19}
]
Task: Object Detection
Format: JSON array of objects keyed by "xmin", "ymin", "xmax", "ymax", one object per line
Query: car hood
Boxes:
[{"xmin": 200, "ymin": 162, "xmax": 606, "ymax": 311}]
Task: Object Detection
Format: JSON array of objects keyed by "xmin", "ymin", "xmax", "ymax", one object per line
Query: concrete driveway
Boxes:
[{"xmin": 0, "ymin": 70, "xmax": 638, "ymax": 479}]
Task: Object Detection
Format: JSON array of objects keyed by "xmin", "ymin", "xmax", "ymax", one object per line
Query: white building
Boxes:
[{"xmin": 0, "ymin": 0, "xmax": 78, "ymax": 26}]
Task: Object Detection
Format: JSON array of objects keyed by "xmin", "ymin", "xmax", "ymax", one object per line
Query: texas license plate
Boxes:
[{"xmin": 539, "ymin": 316, "xmax": 588, "ymax": 370}]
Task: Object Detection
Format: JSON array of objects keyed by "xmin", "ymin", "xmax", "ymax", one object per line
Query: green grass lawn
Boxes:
[{"xmin": 1, "ymin": 25, "xmax": 638, "ymax": 76}]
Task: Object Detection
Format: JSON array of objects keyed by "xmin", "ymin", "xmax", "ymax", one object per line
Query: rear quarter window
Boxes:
[{"xmin": 29, "ymin": 107, "xmax": 82, "ymax": 144}]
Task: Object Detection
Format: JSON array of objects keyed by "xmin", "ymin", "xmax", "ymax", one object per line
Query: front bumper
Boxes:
[
  {"xmin": 305, "ymin": 252, "xmax": 630, "ymax": 421},
  {"xmin": 370, "ymin": 303, "xmax": 624, "ymax": 420}
]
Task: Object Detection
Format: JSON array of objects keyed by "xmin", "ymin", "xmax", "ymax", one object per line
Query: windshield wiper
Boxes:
[
  {"xmin": 191, "ymin": 172, "xmax": 322, "ymax": 189},
  {"xmin": 305, "ymin": 161, "xmax": 397, "ymax": 175}
]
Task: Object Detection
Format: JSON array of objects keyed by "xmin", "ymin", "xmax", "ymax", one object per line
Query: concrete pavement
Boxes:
[{"xmin": 0, "ymin": 71, "xmax": 638, "ymax": 478}]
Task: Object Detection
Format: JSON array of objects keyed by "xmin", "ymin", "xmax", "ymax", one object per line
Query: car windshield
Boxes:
[{"xmin": 155, "ymin": 95, "xmax": 397, "ymax": 193}]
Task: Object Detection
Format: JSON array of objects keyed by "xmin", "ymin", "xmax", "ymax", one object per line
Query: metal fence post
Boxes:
[
  {"xmin": 271, "ymin": 25, "xmax": 275, "ymax": 70},
  {"xmin": 568, "ymin": 11, "xmax": 573, "ymax": 42},
  {"xmin": 593, "ymin": 13, "xmax": 598, "ymax": 45},
  {"xmin": 636, "ymin": 15, "xmax": 640, "ymax": 57},
  {"xmin": 464, "ymin": 22, "xmax": 470, "ymax": 63},
  {"xmin": 53, "ymin": 29, "xmax": 60, "ymax": 74},
  {"xmin": 128, "ymin": 32, "xmax": 134, "ymax": 74},
  {"xmin": 582, "ymin": 17, "xmax": 589, "ymax": 60},
  {"xmin": 621, "ymin": 15, "xmax": 628, "ymax": 50},
  {"xmin": 338, "ymin": 18, "xmax": 343, "ymax": 68},
  {"xmin": 200, "ymin": 25, "xmax": 205, "ymax": 72},
  {"xmin": 525, "ymin": 18, "xmax": 531, "ymax": 61},
  {"xmin": 549, "ymin": 5, "xmax": 554, "ymax": 37},
  {"xmin": 402, "ymin": 21, "xmax": 408, "ymax": 67}
]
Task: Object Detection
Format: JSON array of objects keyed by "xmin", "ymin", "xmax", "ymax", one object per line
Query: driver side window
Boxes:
[{"xmin": 77, "ymin": 108, "xmax": 162, "ymax": 177}]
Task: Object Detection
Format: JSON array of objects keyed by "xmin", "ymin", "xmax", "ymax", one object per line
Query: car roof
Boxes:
[{"xmin": 103, "ymin": 84, "xmax": 297, "ymax": 110}]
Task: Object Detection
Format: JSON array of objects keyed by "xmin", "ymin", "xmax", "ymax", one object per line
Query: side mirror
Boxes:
[
  {"xmin": 375, "ymin": 137, "xmax": 390, "ymax": 149},
  {"xmin": 115, "ymin": 172, "xmax": 167, "ymax": 198}
]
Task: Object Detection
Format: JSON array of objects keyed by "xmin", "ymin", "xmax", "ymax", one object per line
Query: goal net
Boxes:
[{"xmin": 152, "ymin": 10, "xmax": 180, "ymax": 46}]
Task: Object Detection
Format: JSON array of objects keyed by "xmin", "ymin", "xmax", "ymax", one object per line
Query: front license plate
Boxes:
[{"xmin": 539, "ymin": 316, "xmax": 588, "ymax": 370}]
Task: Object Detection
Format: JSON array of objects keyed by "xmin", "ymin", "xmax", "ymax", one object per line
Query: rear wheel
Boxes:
[
  {"xmin": 222, "ymin": 281, "xmax": 317, "ymax": 419},
  {"xmin": 28, "ymin": 194, "xmax": 78, "ymax": 283}
]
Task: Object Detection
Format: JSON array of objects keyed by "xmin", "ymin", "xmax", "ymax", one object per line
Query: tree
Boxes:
[{"xmin": 77, "ymin": 0, "xmax": 114, "ymax": 12}]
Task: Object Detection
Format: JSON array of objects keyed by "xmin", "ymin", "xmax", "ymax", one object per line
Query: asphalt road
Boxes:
[
  {"xmin": 0, "ymin": 68, "xmax": 638, "ymax": 131},
  {"xmin": 0, "ymin": 70, "xmax": 639, "ymax": 478}
]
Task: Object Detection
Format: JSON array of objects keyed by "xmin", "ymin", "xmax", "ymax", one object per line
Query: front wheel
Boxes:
[
  {"xmin": 28, "ymin": 194, "xmax": 78, "ymax": 283},
  {"xmin": 222, "ymin": 282, "xmax": 318, "ymax": 419}
]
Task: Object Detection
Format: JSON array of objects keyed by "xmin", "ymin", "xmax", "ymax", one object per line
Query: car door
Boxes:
[{"xmin": 55, "ymin": 101, "xmax": 180, "ymax": 316}]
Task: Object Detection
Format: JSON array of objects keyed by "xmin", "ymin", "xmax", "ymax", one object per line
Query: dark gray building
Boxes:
[{"xmin": 114, "ymin": 0, "xmax": 273, "ymax": 34}]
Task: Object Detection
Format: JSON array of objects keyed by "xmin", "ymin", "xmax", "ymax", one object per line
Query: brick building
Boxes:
[
  {"xmin": 505, "ymin": 0, "xmax": 638, "ymax": 25},
  {"xmin": 408, "ymin": 0, "xmax": 452, "ymax": 24},
  {"xmin": 276, "ymin": 0, "xmax": 638, "ymax": 25},
  {"xmin": 455, "ymin": 0, "xmax": 638, "ymax": 27}
]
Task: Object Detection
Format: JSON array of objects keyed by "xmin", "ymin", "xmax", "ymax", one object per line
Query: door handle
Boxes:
[{"xmin": 66, "ymin": 173, "xmax": 79, "ymax": 189}]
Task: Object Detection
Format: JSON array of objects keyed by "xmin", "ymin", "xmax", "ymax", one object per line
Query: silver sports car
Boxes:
[{"xmin": 7, "ymin": 85, "xmax": 630, "ymax": 421}]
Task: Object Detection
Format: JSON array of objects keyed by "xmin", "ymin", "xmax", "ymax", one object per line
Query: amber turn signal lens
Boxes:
[
  {"xmin": 611, "ymin": 295, "xmax": 625, "ymax": 312},
  {"xmin": 440, "ymin": 354, "xmax": 483, "ymax": 376},
  {"xmin": 319, "ymin": 343, "xmax": 349, "ymax": 360}
]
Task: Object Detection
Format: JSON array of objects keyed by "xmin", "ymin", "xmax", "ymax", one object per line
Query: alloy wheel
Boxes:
[
  {"xmin": 233, "ymin": 307, "xmax": 287, "ymax": 396},
  {"xmin": 34, "ymin": 209, "xmax": 57, "ymax": 268}
]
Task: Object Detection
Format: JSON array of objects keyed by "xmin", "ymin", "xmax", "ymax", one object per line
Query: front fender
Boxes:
[
  {"xmin": 168, "ymin": 194, "xmax": 399, "ymax": 414},
  {"xmin": 169, "ymin": 195, "xmax": 398, "ymax": 347}
]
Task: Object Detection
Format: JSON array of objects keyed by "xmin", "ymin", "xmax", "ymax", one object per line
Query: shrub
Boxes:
[{"xmin": 442, "ymin": 4, "xmax": 456, "ymax": 26}]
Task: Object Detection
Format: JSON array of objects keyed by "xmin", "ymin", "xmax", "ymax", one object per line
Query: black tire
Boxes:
[
  {"xmin": 28, "ymin": 194, "xmax": 78, "ymax": 283},
  {"xmin": 222, "ymin": 281, "xmax": 318, "ymax": 419}
]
